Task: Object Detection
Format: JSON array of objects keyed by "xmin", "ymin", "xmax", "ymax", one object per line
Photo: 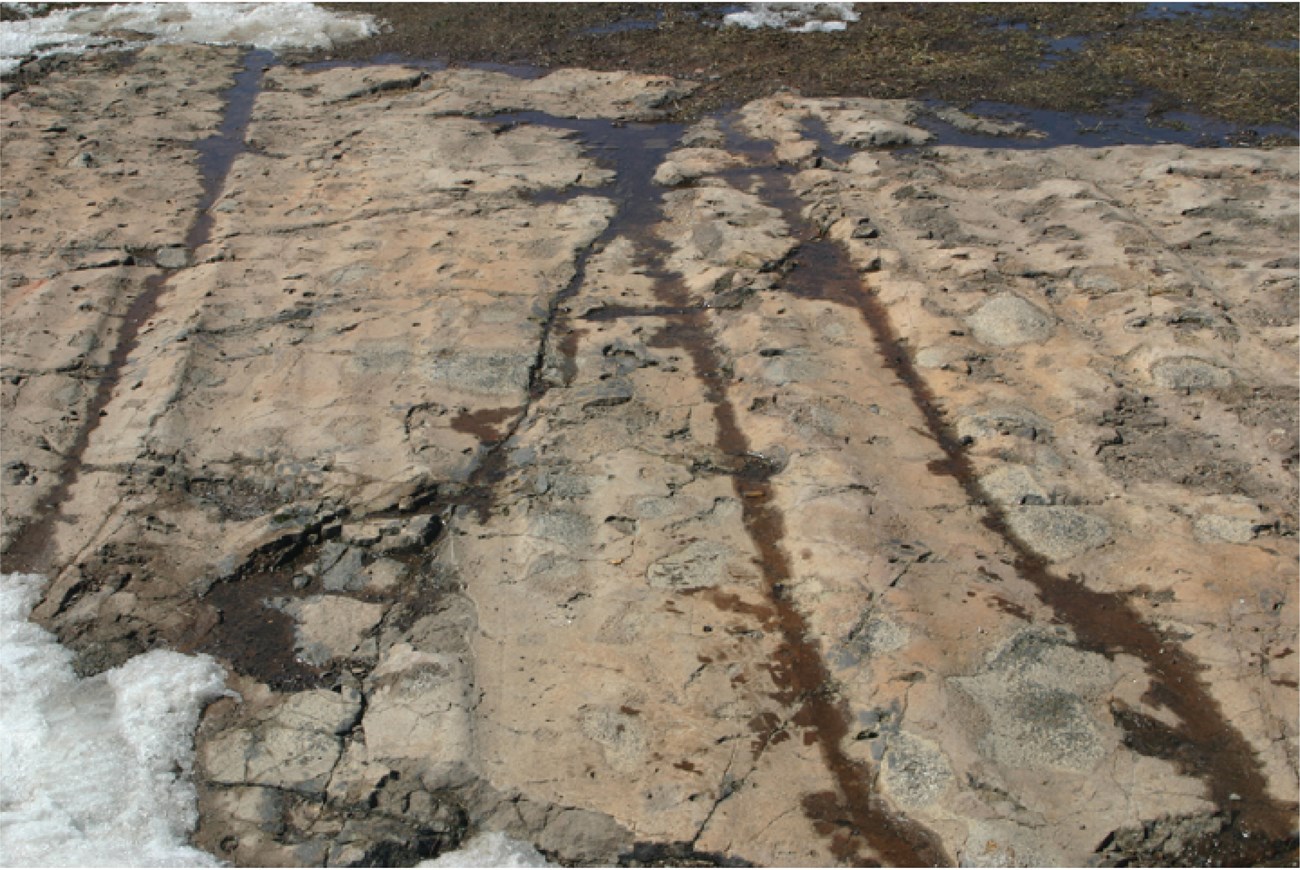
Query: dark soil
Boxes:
[{"xmin": 307, "ymin": 3, "xmax": 1298, "ymax": 133}]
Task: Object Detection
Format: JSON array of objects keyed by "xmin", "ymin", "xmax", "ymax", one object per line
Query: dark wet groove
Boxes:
[
  {"xmin": 437, "ymin": 108, "xmax": 945, "ymax": 865},
  {"xmin": 2, "ymin": 49, "xmax": 273, "ymax": 577},
  {"xmin": 638, "ymin": 159, "xmax": 949, "ymax": 868},
  {"xmin": 752, "ymin": 117, "xmax": 1296, "ymax": 847},
  {"xmin": 649, "ymin": 299, "xmax": 948, "ymax": 870},
  {"xmin": 582, "ymin": 303, "xmax": 704, "ymax": 321},
  {"xmin": 448, "ymin": 113, "xmax": 685, "ymax": 525}
]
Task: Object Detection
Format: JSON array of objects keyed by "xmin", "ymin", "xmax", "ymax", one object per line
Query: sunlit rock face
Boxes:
[{"xmin": 2, "ymin": 41, "xmax": 1295, "ymax": 868}]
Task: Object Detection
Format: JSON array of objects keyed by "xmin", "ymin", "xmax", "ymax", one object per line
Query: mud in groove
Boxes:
[
  {"xmin": 634, "ymin": 175, "xmax": 948, "ymax": 868},
  {"xmin": 582, "ymin": 303, "xmax": 703, "ymax": 322},
  {"xmin": 450, "ymin": 405, "xmax": 523, "ymax": 445},
  {"xmin": 649, "ymin": 307, "xmax": 949, "ymax": 869},
  {"xmin": 439, "ymin": 109, "xmax": 947, "ymax": 864},
  {"xmin": 1, "ymin": 49, "xmax": 273, "ymax": 577},
  {"xmin": 739, "ymin": 116, "xmax": 1297, "ymax": 856},
  {"xmin": 446, "ymin": 112, "xmax": 684, "ymax": 524}
]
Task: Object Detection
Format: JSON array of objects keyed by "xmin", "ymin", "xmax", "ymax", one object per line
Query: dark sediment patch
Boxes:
[
  {"xmin": 196, "ymin": 553, "xmax": 328, "ymax": 692},
  {"xmin": 739, "ymin": 114, "xmax": 1298, "ymax": 854},
  {"xmin": 194, "ymin": 496, "xmax": 449, "ymax": 689},
  {"xmin": 192, "ymin": 518, "xmax": 333, "ymax": 691},
  {"xmin": 450, "ymin": 406, "xmax": 524, "ymax": 444},
  {"xmin": 2, "ymin": 49, "xmax": 274, "ymax": 578}
]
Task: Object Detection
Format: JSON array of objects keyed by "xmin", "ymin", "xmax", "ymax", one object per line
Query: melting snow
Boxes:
[
  {"xmin": 0, "ymin": 573, "xmax": 229, "ymax": 867},
  {"xmin": 723, "ymin": 2, "xmax": 861, "ymax": 32},
  {"xmin": 0, "ymin": 2, "xmax": 378, "ymax": 74}
]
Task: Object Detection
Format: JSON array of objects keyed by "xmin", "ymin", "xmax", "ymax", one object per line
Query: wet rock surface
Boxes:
[{"xmin": 2, "ymin": 49, "xmax": 1297, "ymax": 867}]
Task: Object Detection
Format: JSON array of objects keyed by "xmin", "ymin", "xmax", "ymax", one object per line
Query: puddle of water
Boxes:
[
  {"xmin": 796, "ymin": 98, "xmax": 1294, "ymax": 157},
  {"xmin": 460, "ymin": 59, "xmax": 548, "ymax": 80},
  {"xmin": 1040, "ymin": 33, "xmax": 1090, "ymax": 67},
  {"xmin": 298, "ymin": 56, "xmax": 542, "ymax": 79},
  {"xmin": 1046, "ymin": 35, "xmax": 1089, "ymax": 53},
  {"xmin": 908, "ymin": 98, "xmax": 1297, "ymax": 150},
  {"xmin": 1139, "ymin": 2, "xmax": 1266, "ymax": 19},
  {"xmin": 189, "ymin": 48, "xmax": 274, "ymax": 248}
]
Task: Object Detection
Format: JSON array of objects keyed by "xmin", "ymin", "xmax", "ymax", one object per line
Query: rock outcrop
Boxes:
[{"xmin": 3, "ymin": 50, "xmax": 1296, "ymax": 867}]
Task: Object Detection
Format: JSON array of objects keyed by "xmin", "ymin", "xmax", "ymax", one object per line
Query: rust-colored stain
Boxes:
[{"xmin": 2, "ymin": 277, "xmax": 47, "ymax": 314}]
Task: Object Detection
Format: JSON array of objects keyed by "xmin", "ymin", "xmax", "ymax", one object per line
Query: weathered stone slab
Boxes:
[{"xmin": 3, "ymin": 50, "xmax": 1295, "ymax": 869}]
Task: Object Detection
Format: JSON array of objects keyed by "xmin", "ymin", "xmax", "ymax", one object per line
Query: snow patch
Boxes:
[
  {"xmin": 0, "ymin": 573, "xmax": 229, "ymax": 867},
  {"xmin": 723, "ymin": 2, "xmax": 861, "ymax": 32},
  {"xmin": 0, "ymin": 2, "xmax": 378, "ymax": 75}
]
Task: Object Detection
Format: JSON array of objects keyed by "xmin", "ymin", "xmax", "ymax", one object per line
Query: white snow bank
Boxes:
[
  {"xmin": 418, "ymin": 831, "xmax": 553, "ymax": 868},
  {"xmin": 723, "ymin": 2, "xmax": 860, "ymax": 32},
  {"xmin": 0, "ymin": 573, "xmax": 229, "ymax": 867},
  {"xmin": 0, "ymin": 2, "xmax": 379, "ymax": 74}
]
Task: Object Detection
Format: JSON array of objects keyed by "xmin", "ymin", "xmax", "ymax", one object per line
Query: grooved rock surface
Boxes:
[{"xmin": 2, "ymin": 51, "xmax": 1296, "ymax": 868}]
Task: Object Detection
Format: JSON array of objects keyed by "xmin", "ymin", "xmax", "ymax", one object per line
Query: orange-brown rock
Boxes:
[{"xmin": 3, "ymin": 50, "xmax": 1295, "ymax": 867}]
